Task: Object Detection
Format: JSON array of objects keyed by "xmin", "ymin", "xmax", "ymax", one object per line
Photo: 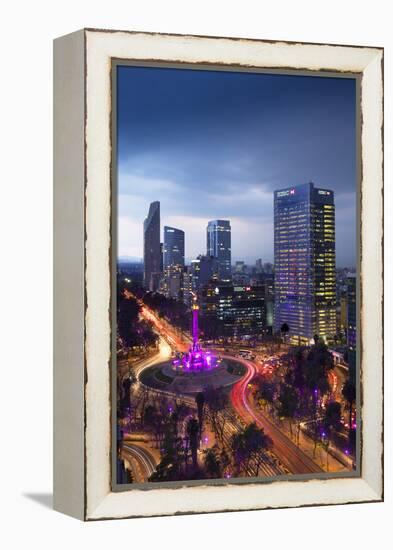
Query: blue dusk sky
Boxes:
[{"xmin": 117, "ymin": 65, "xmax": 357, "ymax": 267}]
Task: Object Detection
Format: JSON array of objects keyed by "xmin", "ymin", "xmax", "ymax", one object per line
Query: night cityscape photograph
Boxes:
[{"xmin": 115, "ymin": 64, "xmax": 358, "ymax": 485}]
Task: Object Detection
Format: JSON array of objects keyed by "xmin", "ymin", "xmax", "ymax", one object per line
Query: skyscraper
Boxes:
[
  {"xmin": 189, "ymin": 255, "xmax": 218, "ymax": 291},
  {"xmin": 160, "ymin": 226, "xmax": 185, "ymax": 300},
  {"xmin": 160, "ymin": 242, "xmax": 164, "ymax": 273},
  {"xmin": 181, "ymin": 267, "xmax": 193, "ymax": 307},
  {"xmin": 206, "ymin": 219, "xmax": 231, "ymax": 282},
  {"xmin": 143, "ymin": 201, "xmax": 161, "ymax": 291},
  {"xmin": 163, "ymin": 226, "xmax": 185, "ymax": 269},
  {"xmin": 255, "ymin": 258, "xmax": 263, "ymax": 273},
  {"xmin": 162, "ymin": 264, "xmax": 183, "ymax": 299},
  {"xmin": 274, "ymin": 182, "xmax": 337, "ymax": 344}
]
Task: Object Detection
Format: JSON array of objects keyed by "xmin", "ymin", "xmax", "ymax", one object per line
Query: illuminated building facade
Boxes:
[
  {"xmin": 160, "ymin": 226, "xmax": 185, "ymax": 300},
  {"xmin": 161, "ymin": 264, "xmax": 183, "ymax": 299},
  {"xmin": 201, "ymin": 283, "xmax": 266, "ymax": 338},
  {"xmin": 143, "ymin": 201, "xmax": 161, "ymax": 291},
  {"xmin": 274, "ymin": 182, "xmax": 337, "ymax": 344},
  {"xmin": 163, "ymin": 226, "xmax": 185, "ymax": 269},
  {"xmin": 181, "ymin": 268, "xmax": 193, "ymax": 307},
  {"xmin": 339, "ymin": 295, "xmax": 348, "ymax": 333},
  {"xmin": 189, "ymin": 255, "xmax": 218, "ymax": 291},
  {"xmin": 262, "ymin": 274, "xmax": 274, "ymax": 331},
  {"xmin": 207, "ymin": 220, "xmax": 232, "ymax": 282}
]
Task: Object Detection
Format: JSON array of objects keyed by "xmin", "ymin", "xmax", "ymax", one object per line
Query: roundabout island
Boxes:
[
  {"xmin": 139, "ymin": 300, "xmax": 246, "ymax": 395},
  {"xmin": 140, "ymin": 356, "xmax": 246, "ymax": 395}
]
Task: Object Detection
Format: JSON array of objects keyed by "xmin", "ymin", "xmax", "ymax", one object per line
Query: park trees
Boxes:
[
  {"xmin": 203, "ymin": 445, "xmax": 222, "ymax": 479},
  {"xmin": 277, "ymin": 382, "xmax": 300, "ymax": 439},
  {"xmin": 322, "ymin": 401, "xmax": 342, "ymax": 470},
  {"xmin": 342, "ymin": 379, "xmax": 356, "ymax": 431},
  {"xmin": 342, "ymin": 379, "xmax": 356, "ymax": 454},
  {"xmin": 186, "ymin": 417, "xmax": 200, "ymax": 470},
  {"xmin": 195, "ymin": 392, "xmax": 205, "ymax": 437},
  {"xmin": 117, "ymin": 289, "xmax": 158, "ymax": 351},
  {"xmin": 256, "ymin": 378, "xmax": 277, "ymax": 413},
  {"xmin": 230, "ymin": 422, "xmax": 272, "ymax": 476},
  {"xmin": 295, "ymin": 341, "xmax": 334, "ymax": 455},
  {"xmin": 204, "ymin": 386, "xmax": 230, "ymax": 445}
]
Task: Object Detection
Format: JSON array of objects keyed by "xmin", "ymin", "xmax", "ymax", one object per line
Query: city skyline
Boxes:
[
  {"xmin": 117, "ymin": 65, "xmax": 357, "ymax": 267},
  {"xmin": 121, "ymin": 192, "xmax": 355, "ymax": 270},
  {"xmin": 116, "ymin": 63, "xmax": 358, "ymax": 487}
]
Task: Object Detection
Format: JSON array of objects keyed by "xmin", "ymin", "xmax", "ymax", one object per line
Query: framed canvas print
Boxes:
[{"xmin": 53, "ymin": 29, "xmax": 384, "ymax": 520}]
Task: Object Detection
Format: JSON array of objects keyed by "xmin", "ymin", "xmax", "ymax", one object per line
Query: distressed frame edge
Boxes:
[
  {"xmin": 82, "ymin": 30, "xmax": 383, "ymax": 521},
  {"xmin": 53, "ymin": 29, "xmax": 86, "ymax": 521},
  {"xmin": 110, "ymin": 60, "xmax": 364, "ymax": 495}
]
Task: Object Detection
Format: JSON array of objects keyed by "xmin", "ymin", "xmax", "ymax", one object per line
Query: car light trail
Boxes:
[{"xmin": 229, "ymin": 356, "xmax": 323, "ymax": 475}]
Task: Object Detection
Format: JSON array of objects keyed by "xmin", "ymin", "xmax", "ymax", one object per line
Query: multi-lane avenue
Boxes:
[
  {"xmin": 125, "ymin": 296, "xmax": 347, "ymax": 478},
  {"xmin": 122, "ymin": 443, "xmax": 158, "ymax": 482},
  {"xmin": 229, "ymin": 356, "xmax": 323, "ymax": 474}
]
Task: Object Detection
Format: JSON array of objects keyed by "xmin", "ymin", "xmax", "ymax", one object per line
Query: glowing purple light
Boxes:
[{"xmin": 172, "ymin": 302, "xmax": 218, "ymax": 372}]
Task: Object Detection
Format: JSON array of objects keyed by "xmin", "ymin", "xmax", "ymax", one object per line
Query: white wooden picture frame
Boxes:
[{"xmin": 53, "ymin": 28, "xmax": 383, "ymax": 521}]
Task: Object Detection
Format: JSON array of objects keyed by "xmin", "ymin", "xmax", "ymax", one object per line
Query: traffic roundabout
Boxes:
[{"xmin": 139, "ymin": 357, "xmax": 246, "ymax": 395}]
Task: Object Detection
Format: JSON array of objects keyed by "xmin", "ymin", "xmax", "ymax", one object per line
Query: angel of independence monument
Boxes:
[{"xmin": 172, "ymin": 296, "xmax": 217, "ymax": 372}]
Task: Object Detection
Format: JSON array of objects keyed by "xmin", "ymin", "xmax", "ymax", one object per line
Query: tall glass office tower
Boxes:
[
  {"xmin": 274, "ymin": 182, "xmax": 337, "ymax": 344},
  {"xmin": 163, "ymin": 226, "xmax": 185, "ymax": 269},
  {"xmin": 143, "ymin": 201, "xmax": 161, "ymax": 291},
  {"xmin": 206, "ymin": 220, "xmax": 232, "ymax": 282}
]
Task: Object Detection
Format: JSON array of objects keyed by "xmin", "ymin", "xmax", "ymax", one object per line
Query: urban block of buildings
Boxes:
[{"xmin": 135, "ymin": 181, "xmax": 355, "ymax": 350}]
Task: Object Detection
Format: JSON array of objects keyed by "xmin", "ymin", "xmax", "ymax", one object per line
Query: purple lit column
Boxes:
[{"xmin": 192, "ymin": 303, "xmax": 199, "ymax": 346}]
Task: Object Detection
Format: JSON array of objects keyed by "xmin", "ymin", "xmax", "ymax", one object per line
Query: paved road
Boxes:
[
  {"xmin": 132, "ymin": 337, "xmax": 172, "ymax": 378},
  {"xmin": 134, "ymin": 336, "xmax": 291, "ymax": 477},
  {"xmin": 219, "ymin": 409, "xmax": 289, "ymax": 477},
  {"xmin": 128, "ymin": 300, "xmax": 322, "ymax": 476},
  {"xmin": 122, "ymin": 443, "xmax": 157, "ymax": 482},
  {"xmin": 131, "ymin": 291, "xmax": 191, "ymax": 352},
  {"xmin": 229, "ymin": 356, "xmax": 323, "ymax": 475}
]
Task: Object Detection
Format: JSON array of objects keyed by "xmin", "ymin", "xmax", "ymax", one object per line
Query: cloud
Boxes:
[
  {"xmin": 116, "ymin": 66, "xmax": 357, "ymax": 266},
  {"xmin": 119, "ymin": 172, "xmax": 181, "ymax": 196},
  {"xmin": 118, "ymin": 216, "xmax": 143, "ymax": 258}
]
